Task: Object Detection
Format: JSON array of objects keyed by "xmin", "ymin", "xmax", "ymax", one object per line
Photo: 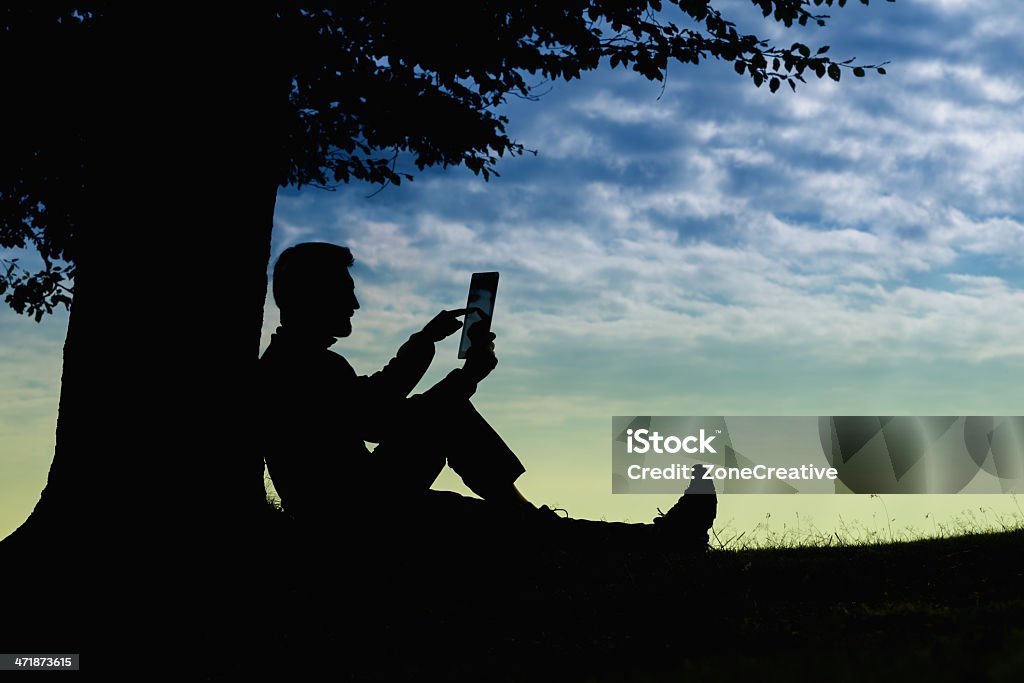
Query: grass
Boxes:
[
  {"xmin": 216, "ymin": 495, "xmax": 1024, "ymax": 681},
  {"xmin": 709, "ymin": 497, "xmax": 1024, "ymax": 550}
]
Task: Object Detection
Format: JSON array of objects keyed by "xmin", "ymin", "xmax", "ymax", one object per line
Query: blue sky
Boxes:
[{"xmin": 3, "ymin": 0, "xmax": 1024, "ymax": 542}]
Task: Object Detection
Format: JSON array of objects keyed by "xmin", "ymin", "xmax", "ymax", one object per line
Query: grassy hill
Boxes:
[{"xmin": 232, "ymin": 509, "xmax": 1024, "ymax": 682}]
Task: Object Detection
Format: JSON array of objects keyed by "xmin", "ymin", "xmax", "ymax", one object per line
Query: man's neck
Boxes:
[{"xmin": 274, "ymin": 325, "xmax": 337, "ymax": 349}]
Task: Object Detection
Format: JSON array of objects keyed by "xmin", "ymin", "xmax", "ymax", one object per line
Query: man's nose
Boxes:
[{"xmin": 352, "ymin": 294, "xmax": 360, "ymax": 310}]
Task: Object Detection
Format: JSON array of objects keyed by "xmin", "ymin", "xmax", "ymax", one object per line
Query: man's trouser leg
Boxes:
[{"xmin": 371, "ymin": 393, "xmax": 526, "ymax": 500}]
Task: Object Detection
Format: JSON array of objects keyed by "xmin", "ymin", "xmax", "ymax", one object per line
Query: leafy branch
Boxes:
[{"xmin": 0, "ymin": 257, "xmax": 74, "ymax": 322}]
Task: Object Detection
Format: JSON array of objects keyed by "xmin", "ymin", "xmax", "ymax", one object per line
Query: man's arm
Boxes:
[
  {"xmin": 354, "ymin": 331, "xmax": 435, "ymax": 401},
  {"xmin": 354, "ymin": 308, "xmax": 469, "ymax": 398},
  {"xmin": 352, "ymin": 309, "xmax": 469, "ymax": 440},
  {"xmin": 418, "ymin": 326, "xmax": 498, "ymax": 404}
]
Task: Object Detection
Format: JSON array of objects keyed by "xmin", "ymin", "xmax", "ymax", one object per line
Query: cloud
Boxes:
[{"xmin": 258, "ymin": 0, "xmax": 1024, "ymax": 423}]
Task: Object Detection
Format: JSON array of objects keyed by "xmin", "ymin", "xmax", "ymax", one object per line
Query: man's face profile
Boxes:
[
  {"xmin": 324, "ymin": 269, "xmax": 359, "ymax": 337},
  {"xmin": 301, "ymin": 268, "xmax": 359, "ymax": 338}
]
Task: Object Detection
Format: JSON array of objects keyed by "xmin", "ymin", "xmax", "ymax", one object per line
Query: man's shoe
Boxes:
[{"xmin": 652, "ymin": 464, "xmax": 717, "ymax": 550}]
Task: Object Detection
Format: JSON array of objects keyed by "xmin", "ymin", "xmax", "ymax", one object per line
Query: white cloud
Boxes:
[{"xmin": 571, "ymin": 89, "xmax": 678, "ymax": 124}]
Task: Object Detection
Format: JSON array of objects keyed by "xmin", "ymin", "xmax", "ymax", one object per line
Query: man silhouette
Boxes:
[{"xmin": 259, "ymin": 242, "xmax": 716, "ymax": 551}]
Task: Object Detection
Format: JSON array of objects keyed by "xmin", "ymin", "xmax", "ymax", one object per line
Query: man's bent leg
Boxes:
[
  {"xmin": 379, "ymin": 393, "xmax": 526, "ymax": 502},
  {"xmin": 436, "ymin": 399, "xmax": 526, "ymax": 500}
]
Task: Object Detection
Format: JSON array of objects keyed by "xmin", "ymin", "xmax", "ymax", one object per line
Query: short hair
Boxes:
[{"xmin": 272, "ymin": 242, "xmax": 354, "ymax": 311}]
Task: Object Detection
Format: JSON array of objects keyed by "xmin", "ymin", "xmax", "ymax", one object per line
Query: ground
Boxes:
[{"xmin": 214, "ymin": 509, "xmax": 1024, "ymax": 681}]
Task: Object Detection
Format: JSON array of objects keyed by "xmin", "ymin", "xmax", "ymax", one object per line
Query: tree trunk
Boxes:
[{"xmin": 1, "ymin": 8, "xmax": 288, "ymax": 658}]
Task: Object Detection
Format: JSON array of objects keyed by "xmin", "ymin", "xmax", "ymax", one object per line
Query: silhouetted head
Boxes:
[{"xmin": 273, "ymin": 242, "xmax": 359, "ymax": 337}]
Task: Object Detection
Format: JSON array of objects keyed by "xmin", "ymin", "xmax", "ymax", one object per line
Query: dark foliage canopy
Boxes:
[{"xmin": 0, "ymin": 0, "xmax": 890, "ymax": 320}]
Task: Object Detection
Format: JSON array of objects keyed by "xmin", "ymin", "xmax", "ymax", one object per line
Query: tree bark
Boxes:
[{"xmin": 0, "ymin": 7, "xmax": 289, "ymax": 658}]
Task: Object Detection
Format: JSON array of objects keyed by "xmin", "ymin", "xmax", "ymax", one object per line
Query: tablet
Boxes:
[{"xmin": 458, "ymin": 272, "xmax": 499, "ymax": 359}]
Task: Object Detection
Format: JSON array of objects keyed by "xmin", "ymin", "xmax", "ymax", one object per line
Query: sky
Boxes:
[{"xmin": 3, "ymin": 0, "xmax": 1024, "ymax": 545}]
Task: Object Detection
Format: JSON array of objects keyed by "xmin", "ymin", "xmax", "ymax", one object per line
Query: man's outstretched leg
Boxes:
[
  {"xmin": 386, "ymin": 393, "xmax": 717, "ymax": 552},
  {"xmin": 529, "ymin": 467, "xmax": 717, "ymax": 553}
]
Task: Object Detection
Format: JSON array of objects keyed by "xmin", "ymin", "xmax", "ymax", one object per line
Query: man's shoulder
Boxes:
[{"xmin": 260, "ymin": 340, "xmax": 356, "ymax": 377}]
